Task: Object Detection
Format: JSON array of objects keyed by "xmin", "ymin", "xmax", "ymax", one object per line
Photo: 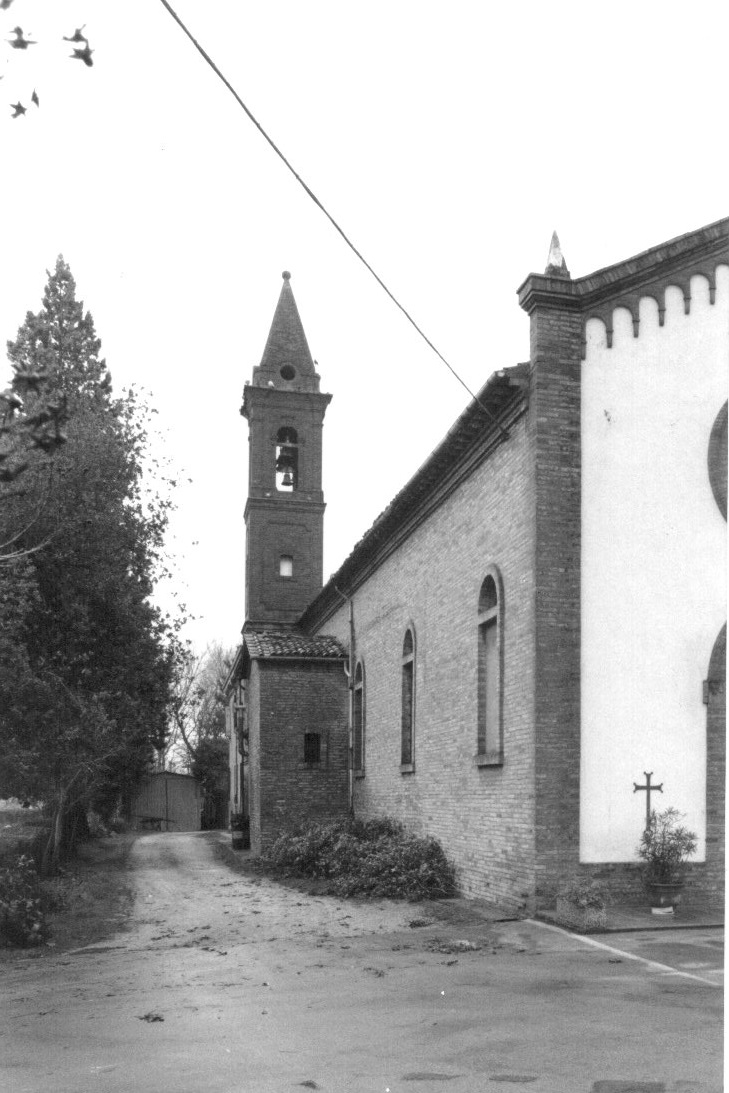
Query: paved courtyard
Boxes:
[{"xmin": 0, "ymin": 832, "xmax": 723, "ymax": 1093}]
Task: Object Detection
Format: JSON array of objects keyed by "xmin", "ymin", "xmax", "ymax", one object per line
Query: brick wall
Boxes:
[
  {"xmin": 248, "ymin": 666, "xmax": 262, "ymax": 853},
  {"xmin": 322, "ymin": 411, "xmax": 537, "ymax": 911},
  {"xmin": 527, "ymin": 299, "xmax": 584, "ymax": 899},
  {"xmin": 255, "ymin": 659, "xmax": 349, "ymax": 850},
  {"xmin": 245, "ymin": 502, "xmax": 325, "ymax": 625}
]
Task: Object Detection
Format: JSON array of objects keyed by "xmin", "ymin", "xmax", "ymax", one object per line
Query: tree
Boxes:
[
  {"xmin": 0, "ymin": 365, "xmax": 68, "ymax": 562},
  {"xmin": 167, "ymin": 644, "xmax": 232, "ymax": 829},
  {"xmin": 0, "ymin": 257, "xmax": 179, "ymax": 871},
  {"xmin": 0, "ymin": 379, "xmax": 66, "ymax": 487}
]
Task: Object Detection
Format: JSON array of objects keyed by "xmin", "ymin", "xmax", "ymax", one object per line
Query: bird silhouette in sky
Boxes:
[
  {"xmin": 63, "ymin": 27, "xmax": 87, "ymax": 44},
  {"xmin": 31, "ymin": 89, "xmax": 39, "ymax": 107},
  {"xmin": 71, "ymin": 43, "xmax": 93, "ymax": 67},
  {"xmin": 8, "ymin": 27, "xmax": 36, "ymax": 49},
  {"xmin": 10, "ymin": 101, "xmax": 26, "ymax": 117}
]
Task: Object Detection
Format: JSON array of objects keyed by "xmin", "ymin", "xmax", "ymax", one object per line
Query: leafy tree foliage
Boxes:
[
  {"xmin": 0, "ymin": 257, "xmax": 180, "ymax": 871},
  {"xmin": 166, "ymin": 643, "xmax": 231, "ymax": 828},
  {"xmin": 1, "ymin": 325, "xmax": 68, "ymax": 562},
  {"xmin": 0, "ymin": 378, "xmax": 66, "ymax": 493}
]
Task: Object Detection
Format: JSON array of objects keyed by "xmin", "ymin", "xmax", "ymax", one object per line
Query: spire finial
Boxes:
[
  {"xmin": 545, "ymin": 231, "xmax": 570, "ymax": 278},
  {"xmin": 282, "ymin": 270, "xmax": 291, "ymax": 281}
]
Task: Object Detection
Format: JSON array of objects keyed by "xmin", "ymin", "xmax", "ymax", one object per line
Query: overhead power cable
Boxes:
[{"xmin": 157, "ymin": 0, "xmax": 510, "ymax": 438}]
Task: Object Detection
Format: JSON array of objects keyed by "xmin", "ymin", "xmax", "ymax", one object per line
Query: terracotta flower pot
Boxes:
[{"xmin": 646, "ymin": 880, "xmax": 684, "ymax": 914}]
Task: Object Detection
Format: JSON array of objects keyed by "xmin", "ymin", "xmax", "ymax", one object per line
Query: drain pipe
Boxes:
[{"xmin": 334, "ymin": 585, "xmax": 355, "ymax": 818}]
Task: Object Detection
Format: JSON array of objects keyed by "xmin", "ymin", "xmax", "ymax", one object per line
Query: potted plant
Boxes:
[
  {"xmin": 637, "ymin": 807, "xmax": 697, "ymax": 915},
  {"xmin": 555, "ymin": 877, "xmax": 608, "ymax": 931},
  {"xmin": 230, "ymin": 811, "xmax": 249, "ymax": 850}
]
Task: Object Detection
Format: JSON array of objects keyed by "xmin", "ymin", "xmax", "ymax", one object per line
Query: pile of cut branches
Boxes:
[{"xmin": 265, "ymin": 818, "xmax": 457, "ymax": 900}]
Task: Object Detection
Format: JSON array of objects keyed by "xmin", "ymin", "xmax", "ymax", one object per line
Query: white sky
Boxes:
[{"xmin": 1, "ymin": 0, "xmax": 726, "ymax": 651}]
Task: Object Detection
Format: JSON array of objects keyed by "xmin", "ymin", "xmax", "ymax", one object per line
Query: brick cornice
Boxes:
[
  {"xmin": 244, "ymin": 496, "xmax": 326, "ymax": 517},
  {"xmin": 518, "ymin": 217, "xmax": 729, "ymax": 358},
  {"xmin": 573, "ymin": 217, "xmax": 728, "ymax": 306},
  {"xmin": 242, "ymin": 385, "xmax": 332, "ymax": 420},
  {"xmin": 519, "ymin": 217, "xmax": 728, "ymax": 310},
  {"xmin": 516, "ymin": 274, "xmax": 581, "ymax": 316}
]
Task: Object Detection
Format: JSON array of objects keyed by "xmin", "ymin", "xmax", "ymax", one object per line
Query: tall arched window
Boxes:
[
  {"xmin": 401, "ymin": 627, "xmax": 415, "ymax": 771},
  {"xmin": 477, "ymin": 571, "xmax": 503, "ymax": 765},
  {"xmin": 275, "ymin": 426, "xmax": 298, "ymax": 491},
  {"xmin": 353, "ymin": 660, "xmax": 365, "ymax": 773}
]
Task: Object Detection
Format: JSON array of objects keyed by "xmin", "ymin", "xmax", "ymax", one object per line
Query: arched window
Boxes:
[
  {"xmin": 401, "ymin": 627, "xmax": 415, "ymax": 771},
  {"xmin": 275, "ymin": 426, "xmax": 298, "ymax": 492},
  {"xmin": 477, "ymin": 571, "xmax": 503, "ymax": 765},
  {"xmin": 353, "ymin": 660, "xmax": 365, "ymax": 773}
]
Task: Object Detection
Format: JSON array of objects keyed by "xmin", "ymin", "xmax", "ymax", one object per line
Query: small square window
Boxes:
[
  {"xmin": 304, "ymin": 732, "xmax": 321, "ymax": 764},
  {"xmin": 279, "ymin": 555, "xmax": 293, "ymax": 578}
]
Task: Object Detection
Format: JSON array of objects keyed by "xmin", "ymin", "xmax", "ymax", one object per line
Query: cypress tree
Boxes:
[{"xmin": 0, "ymin": 258, "xmax": 178, "ymax": 870}]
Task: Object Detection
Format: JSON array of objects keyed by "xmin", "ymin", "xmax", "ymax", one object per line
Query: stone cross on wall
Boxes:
[{"xmin": 633, "ymin": 771, "xmax": 663, "ymax": 831}]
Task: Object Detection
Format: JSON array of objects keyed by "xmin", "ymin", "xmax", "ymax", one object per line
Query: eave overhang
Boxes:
[{"xmin": 299, "ymin": 363, "xmax": 529, "ymax": 632}]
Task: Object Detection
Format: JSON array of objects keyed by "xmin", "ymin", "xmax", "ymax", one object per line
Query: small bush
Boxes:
[
  {"xmin": 265, "ymin": 818, "xmax": 457, "ymax": 900},
  {"xmin": 0, "ymin": 855, "xmax": 46, "ymax": 947},
  {"xmin": 637, "ymin": 807, "xmax": 697, "ymax": 884},
  {"xmin": 557, "ymin": 877, "xmax": 608, "ymax": 910}
]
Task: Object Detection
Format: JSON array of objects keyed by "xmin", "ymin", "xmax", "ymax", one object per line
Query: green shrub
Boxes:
[
  {"xmin": 557, "ymin": 877, "xmax": 608, "ymax": 910},
  {"xmin": 637, "ymin": 807, "xmax": 697, "ymax": 884},
  {"xmin": 0, "ymin": 855, "xmax": 46, "ymax": 947},
  {"xmin": 265, "ymin": 818, "xmax": 456, "ymax": 900}
]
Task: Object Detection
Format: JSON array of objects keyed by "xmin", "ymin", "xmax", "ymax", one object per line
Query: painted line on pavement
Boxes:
[{"xmin": 525, "ymin": 918, "xmax": 721, "ymax": 988}]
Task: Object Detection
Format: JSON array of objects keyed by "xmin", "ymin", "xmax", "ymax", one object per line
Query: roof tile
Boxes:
[{"xmin": 243, "ymin": 627, "xmax": 346, "ymax": 661}]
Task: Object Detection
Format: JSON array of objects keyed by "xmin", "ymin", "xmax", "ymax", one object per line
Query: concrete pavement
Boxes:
[{"xmin": 0, "ymin": 832, "xmax": 723, "ymax": 1093}]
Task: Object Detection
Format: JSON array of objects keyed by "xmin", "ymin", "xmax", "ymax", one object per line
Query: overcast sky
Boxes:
[{"xmin": 1, "ymin": 0, "xmax": 726, "ymax": 652}]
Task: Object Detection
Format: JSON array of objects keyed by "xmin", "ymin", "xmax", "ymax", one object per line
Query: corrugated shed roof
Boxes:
[{"xmin": 243, "ymin": 628, "xmax": 347, "ymax": 661}]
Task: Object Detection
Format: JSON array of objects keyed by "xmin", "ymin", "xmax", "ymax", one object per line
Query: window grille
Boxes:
[{"xmin": 304, "ymin": 732, "xmax": 321, "ymax": 764}]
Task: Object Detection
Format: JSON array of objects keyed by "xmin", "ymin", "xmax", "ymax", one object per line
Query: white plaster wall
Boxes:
[{"xmin": 580, "ymin": 265, "xmax": 728, "ymax": 862}]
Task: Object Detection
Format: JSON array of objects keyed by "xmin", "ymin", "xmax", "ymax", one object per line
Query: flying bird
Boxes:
[
  {"xmin": 71, "ymin": 43, "xmax": 93, "ymax": 67},
  {"xmin": 10, "ymin": 101, "xmax": 26, "ymax": 117},
  {"xmin": 63, "ymin": 27, "xmax": 87, "ymax": 44},
  {"xmin": 8, "ymin": 27, "xmax": 36, "ymax": 49},
  {"xmin": 31, "ymin": 89, "xmax": 38, "ymax": 107}
]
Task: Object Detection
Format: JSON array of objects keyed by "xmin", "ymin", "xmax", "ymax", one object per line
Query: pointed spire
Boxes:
[
  {"xmin": 252, "ymin": 271, "xmax": 320, "ymax": 391},
  {"xmin": 545, "ymin": 231, "xmax": 570, "ymax": 278}
]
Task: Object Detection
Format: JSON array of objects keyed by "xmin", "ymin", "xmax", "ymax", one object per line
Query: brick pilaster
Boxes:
[{"xmin": 518, "ymin": 272, "xmax": 583, "ymax": 896}]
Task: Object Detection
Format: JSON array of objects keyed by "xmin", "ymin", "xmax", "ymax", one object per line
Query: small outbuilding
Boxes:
[{"xmin": 132, "ymin": 772, "xmax": 203, "ymax": 832}]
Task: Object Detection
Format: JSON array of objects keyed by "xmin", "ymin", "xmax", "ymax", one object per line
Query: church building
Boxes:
[{"xmin": 226, "ymin": 219, "xmax": 727, "ymax": 913}]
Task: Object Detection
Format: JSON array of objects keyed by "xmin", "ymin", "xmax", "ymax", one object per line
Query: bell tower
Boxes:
[{"xmin": 242, "ymin": 272, "xmax": 332, "ymax": 628}]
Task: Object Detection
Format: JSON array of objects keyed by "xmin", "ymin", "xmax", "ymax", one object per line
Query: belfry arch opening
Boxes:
[{"xmin": 275, "ymin": 427, "xmax": 298, "ymax": 492}]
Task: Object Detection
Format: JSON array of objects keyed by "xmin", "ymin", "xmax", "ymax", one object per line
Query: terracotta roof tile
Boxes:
[{"xmin": 243, "ymin": 628, "xmax": 346, "ymax": 661}]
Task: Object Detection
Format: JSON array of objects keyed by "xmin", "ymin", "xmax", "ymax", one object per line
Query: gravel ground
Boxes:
[{"xmin": 0, "ymin": 831, "xmax": 722, "ymax": 1093}]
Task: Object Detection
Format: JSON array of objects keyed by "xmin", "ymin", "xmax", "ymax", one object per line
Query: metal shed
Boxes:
[{"xmin": 132, "ymin": 772, "xmax": 203, "ymax": 832}]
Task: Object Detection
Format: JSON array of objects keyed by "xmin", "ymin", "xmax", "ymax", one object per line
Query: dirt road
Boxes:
[{"xmin": 1, "ymin": 832, "xmax": 723, "ymax": 1093}]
